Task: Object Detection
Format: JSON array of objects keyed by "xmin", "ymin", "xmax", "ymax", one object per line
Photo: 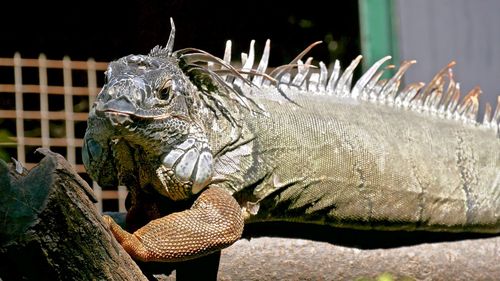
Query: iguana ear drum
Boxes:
[{"xmin": 161, "ymin": 137, "xmax": 213, "ymax": 195}]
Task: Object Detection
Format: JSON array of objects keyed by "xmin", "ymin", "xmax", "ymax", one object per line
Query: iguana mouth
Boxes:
[
  {"xmin": 102, "ymin": 110, "xmax": 134, "ymax": 126},
  {"xmin": 95, "ymin": 101, "xmax": 190, "ymax": 122}
]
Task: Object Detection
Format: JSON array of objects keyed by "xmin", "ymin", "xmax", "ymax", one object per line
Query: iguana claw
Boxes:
[{"xmin": 103, "ymin": 187, "xmax": 244, "ymax": 262}]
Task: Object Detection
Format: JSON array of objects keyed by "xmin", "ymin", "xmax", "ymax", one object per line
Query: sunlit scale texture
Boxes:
[
  {"xmin": 239, "ymin": 92, "xmax": 499, "ymax": 231},
  {"xmin": 211, "ymin": 39, "xmax": 500, "ymax": 233}
]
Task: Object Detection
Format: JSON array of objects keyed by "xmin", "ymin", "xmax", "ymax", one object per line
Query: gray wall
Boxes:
[{"xmin": 396, "ymin": 0, "xmax": 500, "ymax": 116}]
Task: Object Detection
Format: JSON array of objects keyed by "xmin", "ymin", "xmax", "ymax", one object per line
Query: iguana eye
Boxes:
[
  {"xmin": 159, "ymin": 87, "xmax": 171, "ymax": 100},
  {"xmin": 159, "ymin": 79, "xmax": 172, "ymax": 100}
]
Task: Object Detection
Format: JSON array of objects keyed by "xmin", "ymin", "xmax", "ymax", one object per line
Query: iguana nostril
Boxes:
[{"xmin": 102, "ymin": 96, "xmax": 137, "ymax": 114}]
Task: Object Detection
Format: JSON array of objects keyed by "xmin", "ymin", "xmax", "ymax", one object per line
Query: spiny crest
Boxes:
[
  {"xmin": 148, "ymin": 18, "xmax": 176, "ymax": 58},
  {"xmin": 148, "ymin": 19, "xmax": 263, "ymax": 127},
  {"xmin": 204, "ymin": 39, "xmax": 500, "ymax": 137},
  {"xmin": 172, "ymin": 41, "xmax": 271, "ymax": 126},
  {"xmin": 151, "ymin": 19, "xmax": 500, "ymax": 137}
]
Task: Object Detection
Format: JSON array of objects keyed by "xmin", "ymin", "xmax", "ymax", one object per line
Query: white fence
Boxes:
[{"xmin": 0, "ymin": 54, "xmax": 126, "ymax": 213}]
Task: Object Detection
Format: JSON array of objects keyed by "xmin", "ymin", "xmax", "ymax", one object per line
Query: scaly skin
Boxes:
[
  {"xmin": 103, "ymin": 187, "xmax": 243, "ymax": 262},
  {"xmin": 227, "ymin": 91, "xmax": 500, "ymax": 232},
  {"xmin": 83, "ymin": 21, "xmax": 500, "ymax": 263}
]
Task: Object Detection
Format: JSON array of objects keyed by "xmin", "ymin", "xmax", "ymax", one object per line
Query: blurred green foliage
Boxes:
[{"xmin": 0, "ymin": 129, "xmax": 15, "ymax": 162}]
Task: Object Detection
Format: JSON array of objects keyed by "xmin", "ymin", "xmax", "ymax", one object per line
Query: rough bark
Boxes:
[{"xmin": 0, "ymin": 148, "xmax": 148, "ymax": 281}]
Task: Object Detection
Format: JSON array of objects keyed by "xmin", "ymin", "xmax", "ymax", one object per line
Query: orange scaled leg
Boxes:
[{"xmin": 103, "ymin": 187, "xmax": 244, "ymax": 262}]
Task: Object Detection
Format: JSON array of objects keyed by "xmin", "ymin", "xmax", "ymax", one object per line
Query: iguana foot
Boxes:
[{"xmin": 103, "ymin": 187, "xmax": 244, "ymax": 262}]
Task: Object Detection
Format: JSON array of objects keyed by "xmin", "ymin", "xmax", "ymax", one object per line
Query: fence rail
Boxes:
[{"xmin": 0, "ymin": 53, "xmax": 126, "ymax": 213}]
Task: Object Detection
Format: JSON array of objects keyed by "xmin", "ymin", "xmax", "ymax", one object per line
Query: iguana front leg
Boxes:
[{"xmin": 103, "ymin": 187, "xmax": 244, "ymax": 262}]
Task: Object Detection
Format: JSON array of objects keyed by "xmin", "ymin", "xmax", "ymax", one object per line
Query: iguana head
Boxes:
[{"xmin": 83, "ymin": 20, "xmax": 225, "ymax": 201}]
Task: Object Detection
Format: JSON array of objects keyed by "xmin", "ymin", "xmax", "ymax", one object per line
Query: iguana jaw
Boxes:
[{"xmin": 86, "ymin": 108, "xmax": 213, "ymax": 201}]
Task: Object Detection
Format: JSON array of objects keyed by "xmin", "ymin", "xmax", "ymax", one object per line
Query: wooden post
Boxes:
[{"xmin": 0, "ymin": 148, "xmax": 149, "ymax": 280}]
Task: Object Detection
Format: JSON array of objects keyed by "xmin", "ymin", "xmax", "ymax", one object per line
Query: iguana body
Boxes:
[
  {"xmin": 83, "ymin": 20, "xmax": 500, "ymax": 264},
  {"xmin": 232, "ymin": 89, "xmax": 499, "ymax": 233}
]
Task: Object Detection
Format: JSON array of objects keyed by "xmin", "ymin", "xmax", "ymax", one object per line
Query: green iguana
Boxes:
[{"xmin": 82, "ymin": 19, "xmax": 500, "ymax": 265}]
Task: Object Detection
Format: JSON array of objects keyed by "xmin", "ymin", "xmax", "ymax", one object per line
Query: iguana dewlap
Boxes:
[{"xmin": 83, "ymin": 19, "xmax": 500, "ymax": 262}]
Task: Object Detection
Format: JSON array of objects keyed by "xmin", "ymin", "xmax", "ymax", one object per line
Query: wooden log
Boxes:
[
  {"xmin": 213, "ymin": 235, "xmax": 500, "ymax": 281},
  {"xmin": 0, "ymin": 148, "xmax": 149, "ymax": 280}
]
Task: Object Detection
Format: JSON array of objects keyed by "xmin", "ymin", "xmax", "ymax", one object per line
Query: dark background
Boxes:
[
  {"xmin": 0, "ymin": 1, "xmax": 361, "ymax": 66},
  {"xmin": 0, "ymin": 0, "xmax": 362, "ymax": 210}
]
